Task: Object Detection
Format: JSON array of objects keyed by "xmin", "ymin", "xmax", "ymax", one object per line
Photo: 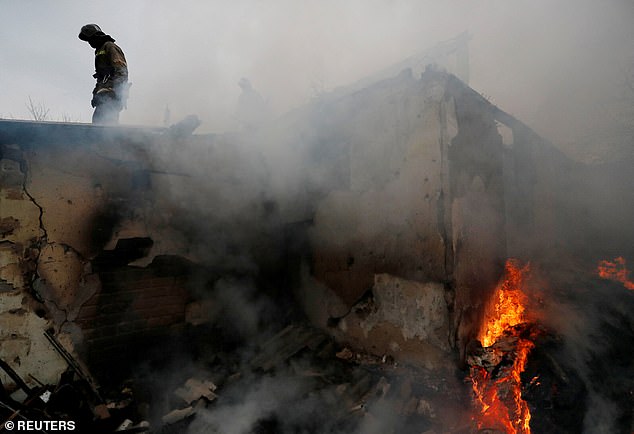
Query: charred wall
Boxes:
[
  {"xmin": 294, "ymin": 69, "xmax": 508, "ymax": 362},
  {"xmin": 0, "ymin": 123, "xmax": 210, "ymax": 386},
  {"xmin": 74, "ymin": 254, "xmax": 194, "ymax": 381},
  {"xmin": 0, "ymin": 71, "xmax": 523, "ymax": 385},
  {"xmin": 0, "ymin": 119, "xmax": 292, "ymax": 388}
]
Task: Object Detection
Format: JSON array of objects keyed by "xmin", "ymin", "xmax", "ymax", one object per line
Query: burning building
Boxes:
[{"xmin": 1, "ymin": 66, "xmax": 633, "ymax": 433}]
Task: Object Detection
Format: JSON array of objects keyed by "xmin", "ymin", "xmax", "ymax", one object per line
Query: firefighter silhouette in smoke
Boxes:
[{"xmin": 78, "ymin": 24, "xmax": 130, "ymax": 125}]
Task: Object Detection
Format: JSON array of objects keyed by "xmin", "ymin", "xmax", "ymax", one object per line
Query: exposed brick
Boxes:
[{"xmin": 73, "ymin": 264, "xmax": 192, "ymax": 381}]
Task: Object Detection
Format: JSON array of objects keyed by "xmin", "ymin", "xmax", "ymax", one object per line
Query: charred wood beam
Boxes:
[
  {"xmin": 0, "ymin": 359, "xmax": 32, "ymax": 396},
  {"xmin": 43, "ymin": 331, "xmax": 103, "ymax": 405}
]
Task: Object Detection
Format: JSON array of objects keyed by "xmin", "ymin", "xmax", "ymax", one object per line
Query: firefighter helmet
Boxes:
[{"xmin": 78, "ymin": 24, "xmax": 105, "ymax": 41}]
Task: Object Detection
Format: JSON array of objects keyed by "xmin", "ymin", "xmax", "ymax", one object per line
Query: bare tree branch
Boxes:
[{"xmin": 25, "ymin": 96, "xmax": 50, "ymax": 121}]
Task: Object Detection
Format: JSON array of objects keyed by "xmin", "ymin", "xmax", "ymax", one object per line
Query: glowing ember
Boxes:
[
  {"xmin": 470, "ymin": 258, "xmax": 534, "ymax": 434},
  {"xmin": 597, "ymin": 256, "xmax": 634, "ymax": 290}
]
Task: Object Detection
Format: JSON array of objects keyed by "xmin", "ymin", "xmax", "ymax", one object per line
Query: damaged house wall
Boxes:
[
  {"xmin": 287, "ymin": 69, "xmax": 507, "ymax": 363},
  {"xmin": 0, "ymin": 119, "xmax": 293, "ymax": 388},
  {"xmin": 1, "ymin": 139, "xmax": 69, "ymax": 386},
  {"xmin": 0, "ymin": 123, "xmax": 208, "ymax": 386},
  {"xmin": 0, "ymin": 70, "xmax": 528, "ymax": 387},
  {"xmin": 269, "ymin": 67, "xmax": 634, "ymax": 367},
  {"xmin": 2, "ymin": 67, "xmax": 630, "ymax": 394}
]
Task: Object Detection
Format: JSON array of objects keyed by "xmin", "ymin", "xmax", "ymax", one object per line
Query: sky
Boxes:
[{"xmin": 1, "ymin": 0, "xmax": 633, "ymax": 150}]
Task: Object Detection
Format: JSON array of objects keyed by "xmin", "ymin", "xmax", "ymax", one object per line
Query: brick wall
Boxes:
[{"xmin": 74, "ymin": 258, "xmax": 192, "ymax": 380}]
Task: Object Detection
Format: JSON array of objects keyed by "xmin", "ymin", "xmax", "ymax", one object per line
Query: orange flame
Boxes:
[
  {"xmin": 471, "ymin": 259, "xmax": 534, "ymax": 434},
  {"xmin": 597, "ymin": 257, "xmax": 634, "ymax": 290},
  {"xmin": 479, "ymin": 259, "xmax": 531, "ymax": 347}
]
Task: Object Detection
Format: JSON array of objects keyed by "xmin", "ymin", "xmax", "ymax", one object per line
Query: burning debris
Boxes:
[
  {"xmin": 467, "ymin": 259, "xmax": 537, "ymax": 434},
  {"xmin": 597, "ymin": 257, "xmax": 634, "ymax": 290}
]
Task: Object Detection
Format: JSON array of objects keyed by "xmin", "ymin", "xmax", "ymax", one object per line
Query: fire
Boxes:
[
  {"xmin": 597, "ymin": 256, "xmax": 634, "ymax": 290},
  {"xmin": 470, "ymin": 259, "xmax": 534, "ymax": 434},
  {"xmin": 479, "ymin": 259, "xmax": 530, "ymax": 347}
]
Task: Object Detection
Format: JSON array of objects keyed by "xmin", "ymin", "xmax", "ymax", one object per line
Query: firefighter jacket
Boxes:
[{"xmin": 92, "ymin": 38, "xmax": 129, "ymax": 108}]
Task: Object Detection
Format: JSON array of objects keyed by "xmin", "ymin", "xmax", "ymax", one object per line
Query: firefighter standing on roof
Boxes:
[{"xmin": 78, "ymin": 24, "xmax": 129, "ymax": 125}]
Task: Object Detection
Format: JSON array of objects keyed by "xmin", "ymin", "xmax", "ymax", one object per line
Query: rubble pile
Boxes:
[
  {"xmin": 155, "ymin": 323, "xmax": 472, "ymax": 433},
  {"xmin": 1, "ymin": 323, "xmax": 472, "ymax": 433}
]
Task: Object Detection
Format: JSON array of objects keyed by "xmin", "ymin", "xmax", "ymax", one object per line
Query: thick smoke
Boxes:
[
  {"xmin": 187, "ymin": 373, "xmax": 341, "ymax": 434},
  {"xmin": 527, "ymin": 263, "xmax": 634, "ymax": 433}
]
